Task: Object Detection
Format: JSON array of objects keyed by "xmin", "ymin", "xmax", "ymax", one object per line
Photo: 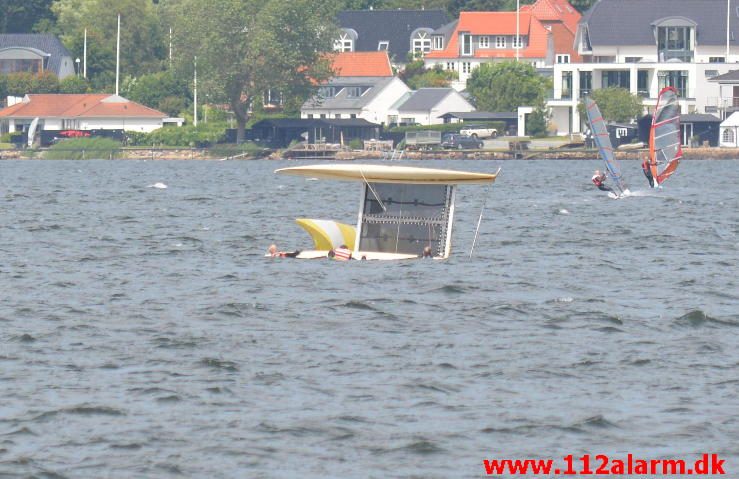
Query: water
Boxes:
[{"xmin": 1, "ymin": 159, "xmax": 737, "ymax": 478}]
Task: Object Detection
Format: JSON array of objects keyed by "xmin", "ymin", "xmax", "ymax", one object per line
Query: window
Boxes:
[
  {"xmin": 479, "ymin": 36, "xmax": 489, "ymax": 48},
  {"xmin": 556, "ymin": 54, "xmax": 570, "ymax": 64},
  {"xmin": 657, "ymin": 26, "xmax": 693, "ymax": 62},
  {"xmin": 413, "ymin": 31, "xmax": 431, "ymax": 55},
  {"xmin": 446, "ymin": 62, "xmax": 456, "ymax": 70},
  {"xmin": 495, "ymin": 36, "xmax": 506, "ymax": 48},
  {"xmin": 346, "ymin": 86, "xmax": 364, "ymax": 98},
  {"xmin": 307, "ymin": 114, "xmax": 314, "ymax": 119},
  {"xmin": 318, "ymin": 86, "xmax": 336, "ymax": 98},
  {"xmin": 378, "ymin": 41, "xmax": 389, "ymax": 51},
  {"xmin": 320, "ymin": 114, "xmax": 326, "ymax": 118},
  {"xmin": 705, "ymin": 70, "xmax": 719, "ymax": 79},
  {"xmin": 350, "ymin": 114, "xmax": 357, "ymax": 119},
  {"xmin": 512, "ymin": 36, "xmax": 524, "ymax": 49},
  {"xmin": 561, "ymin": 71, "xmax": 572, "ymax": 99},
  {"xmin": 335, "ymin": 114, "xmax": 342, "ymax": 119},
  {"xmin": 602, "ymin": 70, "xmax": 630, "ymax": 89},
  {"xmin": 461, "ymin": 34, "xmax": 472, "ymax": 55},
  {"xmin": 638, "ymin": 70, "xmax": 649, "ymax": 97},
  {"xmin": 334, "ymin": 30, "xmax": 356, "ymax": 52},
  {"xmin": 723, "ymin": 128, "xmax": 734, "ymax": 144},
  {"xmin": 433, "ymin": 36, "xmax": 444, "ymax": 50},
  {"xmin": 462, "ymin": 62, "xmax": 472, "ymax": 74},
  {"xmin": 709, "ymin": 57, "xmax": 725, "ymax": 63},
  {"xmin": 625, "ymin": 57, "xmax": 642, "ymax": 63},
  {"xmin": 658, "ymin": 70, "xmax": 688, "ymax": 98},
  {"xmin": 579, "ymin": 71, "xmax": 592, "ymax": 98},
  {"xmin": 0, "ymin": 58, "xmax": 42, "ymax": 74}
]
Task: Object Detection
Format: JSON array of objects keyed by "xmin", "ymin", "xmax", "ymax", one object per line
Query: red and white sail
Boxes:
[{"xmin": 649, "ymin": 87, "xmax": 682, "ymax": 187}]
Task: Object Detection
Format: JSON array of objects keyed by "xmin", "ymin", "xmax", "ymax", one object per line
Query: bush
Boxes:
[
  {"xmin": 44, "ymin": 137, "xmax": 121, "ymax": 160},
  {"xmin": 126, "ymin": 123, "xmax": 227, "ymax": 147},
  {"xmin": 347, "ymin": 138, "xmax": 362, "ymax": 150}
]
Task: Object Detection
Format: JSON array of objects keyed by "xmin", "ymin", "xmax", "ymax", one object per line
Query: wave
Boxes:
[{"xmin": 673, "ymin": 310, "xmax": 739, "ymax": 328}]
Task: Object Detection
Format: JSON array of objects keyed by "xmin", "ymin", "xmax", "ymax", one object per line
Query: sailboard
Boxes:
[
  {"xmin": 648, "ymin": 86, "xmax": 682, "ymax": 187},
  {"xmin": 584, "ymin": 97, "xmax": 628, "ymax": 196}
]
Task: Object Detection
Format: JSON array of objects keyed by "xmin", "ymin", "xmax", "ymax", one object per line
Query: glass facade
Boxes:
[{"xmin": 657, "ymin": 26, "xmax": 694, "ymax": 62}]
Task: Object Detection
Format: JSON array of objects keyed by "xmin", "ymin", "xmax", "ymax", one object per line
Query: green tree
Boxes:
[
  {"xmin": 400, "ymin": 61, "xmax": 456, "ymax": 89},
  {"xmin": 5, "ymin": 73, "xmax": 36, "ymax": 96},
  {"xmin": 165, "ymin": 0, "xmax": 339, "ymax": 142},
  {"xmin": 157, "ymin": 96, "xmax": 187, "ymax": 117},
  {"xmin": 0, "ymin": 0, "xmax": 56, "ymax": 33},
  {"xmin": 526, "ymin": 107, "xmax": 548, "ymax": 137},
  {"xmin": 578, "ymin": 87, "xmax": 643, "ymax": 123},
  {"xmin": 60, "ymin": 75, "xmax": 90, "ymax": 93},
  {"xmin": 123, "ymin": 70, "xmax": 190, "ymax": 111},
  {"xmin": 466, "ymin": 60, "xmax": 551, "ymax": 111},
  {"xmin": 54, "ymin": 0, "xmax": 167, "ymax": 80},
  {"xmin": 0, "ymin": 75, "xmax": 7, "ymax": 100},
  {"xmin": 33, "ymin": 71, "xmax": 60, "ymax": 93},
  {"xmin": 569, "ymin": 0, "xmax": 597, "ymax": 13}
]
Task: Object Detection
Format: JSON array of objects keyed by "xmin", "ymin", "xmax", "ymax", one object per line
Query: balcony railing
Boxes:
[{"xmin": 658, "ymin": 50, "xmax": 694, "ymax": 62}]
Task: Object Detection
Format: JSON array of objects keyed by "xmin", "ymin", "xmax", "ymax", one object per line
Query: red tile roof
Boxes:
[
  {"xmin": 0, "ymin": 94, "xmax": 167, "ymax": 118},
  {"xmin": 330, "ymin": 51, "xmax": 393, "ymax": 77},
  {"xmin": 425, "ymin": 12, "xmax": 549, "ymax": 60}
]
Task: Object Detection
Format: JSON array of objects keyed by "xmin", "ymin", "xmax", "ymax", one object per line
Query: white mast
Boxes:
[
  {"xmin": 83, "ymin": 28, "xmax": 87, "ymax": 78},
  {"xmin": 169, "ymin": 27, "xmax": 172, "ymax": 69},
  {"xmin": 115, "ymin": 14, "xmax": 120, "ymax": 96},
  {"xmin": 516, "ymin": 0, "xmax": 520, "ymax": 61},
  {"xmin": 193, "ymin": 56, "xmax": 198, "ymax": 126},
  {"xmin": 727, "ymin": 0, "xmax": 731, "ymax": 61}
]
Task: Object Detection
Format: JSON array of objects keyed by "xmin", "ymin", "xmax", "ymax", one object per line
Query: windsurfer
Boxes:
[
  {"xmin": 267, "ymin": 244, "xmax": 300, "ymax": 258},
  {"xmin": 641, "ymin": 154, "xmax": 654, "ymax": 188},
  {"xmin": 591, "ymin": 170, "xmax": 613, "ymax": 193}
]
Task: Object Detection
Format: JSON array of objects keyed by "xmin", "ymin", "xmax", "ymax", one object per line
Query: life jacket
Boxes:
[
  {"xmin": 333, "ymin": 247, "xmax": 352, "ymax": 261},
  {"xmin": 591, "ymin": 175, "xmax": 603, "ymax": 187}
]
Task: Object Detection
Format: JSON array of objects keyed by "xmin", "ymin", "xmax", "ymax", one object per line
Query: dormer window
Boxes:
[
  {"xmin": 412, "ymin": 30, "xmax": 432, "ymax": 56},
  {"xmin": 334, "ymin": 29, "xmax": 357, "ymax": 52},
  {"xmin": 433, "ymin": 35, "xmax": 444, "ymax": 50},
  {"xmin": 495, "ymin": 36, "xmax": 506, "ymax": 48},
  {"xmin": 654, "ymin": 18, "xmax": 695, "ymax": 62},
  {"xmin": 318, "ymin": 86, "xmax": 337, "ymax": 98},
  {"xmin": 461, "ymin": 34, "xmax": 472, "ymax": 56},
  {"xmin": 479, "ymin": 36, "xmax": 489, "ymax": 48},
  {"xmin": 378, "ymin": 41, "xmax": 389, "ymax": 51},
  {"xmin": 512, "ymin": 36, "xmax": 524, "ymax": 49}
]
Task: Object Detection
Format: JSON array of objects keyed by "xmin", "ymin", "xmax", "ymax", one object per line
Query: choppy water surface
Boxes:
[{"xmin": 1, "ymin": 159, "xmax": 737, "ymax": 478}]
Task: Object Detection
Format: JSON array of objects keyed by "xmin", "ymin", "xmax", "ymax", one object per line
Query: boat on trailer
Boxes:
[{"xmin": 274, "ymin": 163, "xmax": 499, "ymax": 260}]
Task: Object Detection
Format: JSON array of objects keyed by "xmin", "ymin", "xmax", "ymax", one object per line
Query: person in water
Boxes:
[
  {"xmin": 267, "ymin": 244, "xmax": 300, "ymax": 258},
  {"xmin": 422, "ymin": 246, "xmax": 433, "ymax": 259},
  {"xmin": 641, "ymin": 154, "xmax": 655, "ymax": 188},
  {"xmin": 333, "ymin": 244, "xmax": 352, "ymax": 261},
  {"xmin": 591, "ymin": 170, "xmax": 613, "ymax": 193}
]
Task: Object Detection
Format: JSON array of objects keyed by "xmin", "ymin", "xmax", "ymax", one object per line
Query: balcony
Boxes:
[{"xmin": 658, "ymin": 50, "xmax": 694, "ymax": 63}]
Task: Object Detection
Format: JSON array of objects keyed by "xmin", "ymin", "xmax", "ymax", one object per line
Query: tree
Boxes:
[
  {"xmin": 60, "ymin": 75, "xmax": 90, "ymax": 93},
  {"xmin": 466, "ymin": 61, "xmax": 551, "ymax": 112},
  {"xmin": 0, "ymin": 0, "xmax": 56, "ymax": 33},
  {"xmin": 569, "ymin": 0, "xmax": 598, "ymax": 13},
  {"xmin": 33, "ymin": 71, "xmax": 60, "ymax": 93},
  {"xmin": 578, "ymin": 87, "xmax": 643, "ymax": 123},
  {"xmin": 165, "ymin": 0, "xmax": 339, "ymax": 142},
  {"xmin": 526, "ymin": 107, "xmax": 548, "ymax": 137},
  {"xmin": 5, "ymin": 73, "xmax": 36, "ymax": 97},
  {"xmin": 123, "ymin": 70, "xmax": 190, "ymax": 111},
  {"xmin": 399, "ymin": 60, "xmax": 456, "ymax": 89}
]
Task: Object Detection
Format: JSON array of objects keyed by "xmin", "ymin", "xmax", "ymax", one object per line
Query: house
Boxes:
[
  {"xmin": 387, "ymin": 88, "xmax": 475, "ymax": 126},
  {"xmin": 423, "ymin": 0, "xmax": 581, "ymax": 89},
  {"xmin": 639, "ymin": 113, "xmax": 721, "ymax": 147},
  {"xmin": 330, "ymin": 51, "xmax": 393, "ymax": 77},
  {"xmin": 301, "ymin": 76, "xmax": 411, "ymax": 126},
  {"xmin": 247, "ymin": 118, "xmax": 381, "ymax": 148},
  {"xmin": 548, "ymin": 0, "xmax": 739, "ymax": 135},
  {"xmin": 0, "ymin": 34, "xmax": 75, "ymax": 79},
  {"xmin": 708, "ymin": 69, "xmax": 739, "ymax": 119},
  {"xmin": 336, "ymin": 9, "xmax": 449, "ymax": 65},
  {"xmin": 719, "ymin": 111, "xmax": 739, "ymax": 146},
  {"xmin": 0, "ymin": 94, "xmax": 168, "ymax": 137}
]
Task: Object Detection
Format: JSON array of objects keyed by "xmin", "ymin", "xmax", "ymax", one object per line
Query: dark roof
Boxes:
[
  {"xmin": 0, "ymin": 34, "xmax": 72, "ymax": 76},
  {"xmin": 337, "ymin": 10, "xmax": 449, "ymax": 62},
  {"xmin": 302, "ymin": 76, "xmax": 398, "ymax": 110},
  {"xmin": 251, "ymin": 118, "xmax": 380, "ymax": 129},
  {"xmin": 709, "ymin": 70, "xmax": 739, "ymax": 83},
  {"xmin": 439, "ymin": 111, "xmax": 517, "ymax": 120},
  {"xmin": 396, "ymin": 88, "xmax": 456, "ymax": 112},
  {"xmin": 680, "ymin": 113, "xmax": 721, "ymax": 123},
  {"xmin": 580, "ymin": 0, "xmax": 739, "ymax": 47}
]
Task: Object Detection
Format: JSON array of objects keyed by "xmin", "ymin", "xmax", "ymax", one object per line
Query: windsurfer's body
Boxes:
[
  {"xmin": 591, "ymin": 170, "xmax": 614, "ymax": 193},
  {"xmin": 641, "ymin": 154, "xmax": 655, "ymax": 188}
]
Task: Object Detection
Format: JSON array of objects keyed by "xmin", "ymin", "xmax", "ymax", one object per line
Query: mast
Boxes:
[
  {"xmin": 193, "ymin": 56, "xmax": 198, "ymax": 127},
  {"xmin": 115, "ymin": 14, "xmax": 120, "ymax": 96},
  {"xmin": 727, "ymin": 0, "xmax": 731, "ymax": 60},
  {"xmin": 516, "ymin": 0, "xmax": 520, "ymax": 61}
]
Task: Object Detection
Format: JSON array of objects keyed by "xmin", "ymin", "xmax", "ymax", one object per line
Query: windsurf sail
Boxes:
[
  {"xmin": 584, "ymin": 97, "xmax": 628, "ymax": 195},
  {"xmin": 649, "ymin": 86, "xmax": 682, "ymax": 187}
]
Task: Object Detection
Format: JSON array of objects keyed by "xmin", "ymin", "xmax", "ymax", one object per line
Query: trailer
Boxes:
[{"xmin": 404, "ymin": 130, "xmax": 442, "ymax": 150}]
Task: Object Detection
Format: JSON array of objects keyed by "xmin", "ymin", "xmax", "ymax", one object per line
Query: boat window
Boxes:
[{"xmin": 359, "ymin": 183, "xmax": 452, "ymax": 256}]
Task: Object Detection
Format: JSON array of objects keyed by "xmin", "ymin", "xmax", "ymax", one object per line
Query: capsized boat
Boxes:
[
  {"xmin": 274, "ymin": 163, "xmax": 499, "ymax": 260},
  {"xmin": 648, "ymin": 86, "xmax": 682, "ymax": 188},
  {"xmin": 584, "ymin": 96, "xmax": 629, "ymax": 196}
]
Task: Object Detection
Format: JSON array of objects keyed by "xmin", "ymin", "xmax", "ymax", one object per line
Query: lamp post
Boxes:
[{"xmin": 75, "ymin": 58, "xmax": 80, "ymax": 76}]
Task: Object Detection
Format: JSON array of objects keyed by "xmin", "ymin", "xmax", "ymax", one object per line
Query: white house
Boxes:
[
  {"xmin": 0, "ymin": 34, "xmax": 75, "ymax": 80},
  {"xmin": 301, "ymin": 76, "xmax": 411, "ymax": 126},
  {"xmin": 388, "ymin": 87, "xmax": 475, "ymax": 125},
  {"xmin": 719, "ymin": 111, "xmax": 739, "ymax": 146},
  {"xmin": 547, "ymin": 0, "xmax": 739, "ymax": 136},
  {"xmin": 0, "ymin": 93, "xmax": 168, "ymax": 135}
]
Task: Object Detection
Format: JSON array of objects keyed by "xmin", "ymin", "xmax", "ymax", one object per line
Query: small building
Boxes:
[
  {"xmin": 681, "ymin": 113, "xmax": 721, "ymax": 147},
  {"xmin": 0, "ymin": 34, "xmax": 75, "ymax": 79},
  {"xmin": 439, "ymin": 111, "xmax": 518, "ymax": 135},
  {"xmin": 388, "ymin": 87, "xmax": 474, "ymax": 126},
  {"xmin": 301, "ymin": 76, "xmax": 411, "ymax": 125},
  {"xmin": 247, "ymin": 118, "xmax": 381, "ymax": 148},
  {"xmin": 606, "ymin": 122, "xmax": 638, "ymax": 147},
  {"xmin": 719, "ymin": 112, "xmax": 739, "ymax": 147},
  {"xmin": 0, "ymin": 93, "xmax": 168, "ymax": 137}
]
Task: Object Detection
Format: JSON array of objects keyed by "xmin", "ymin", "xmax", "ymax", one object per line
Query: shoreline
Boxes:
[{"xmin": 1, "ymin": 146, "xmax": 736, "ymax": 160}]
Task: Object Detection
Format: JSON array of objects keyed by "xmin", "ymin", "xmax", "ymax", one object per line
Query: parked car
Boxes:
[
  {"xmin": 459, "ymin": 124, "xmax": 498, "ymax": 138},
  {"xmin": 441, "ymin": 133, "xmax": 484, "ymax": 150}
]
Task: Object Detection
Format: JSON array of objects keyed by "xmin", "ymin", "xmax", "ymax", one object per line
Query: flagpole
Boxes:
[
  {"xmin": 115, "ymin": 14, "xmax": 120, "ymax": 96},
  {"xmin": 193, "ymin": 56, "xmax": 198, "ymax": 127},
  {"xmin": 83, "ymin": 28, "xmax": 87, "ymax": 78},
  {"xmin": 516, "ymin": 0, "xmax": 520, "ymax": 61},
  {"xmin": 727, "ymin": 0, "xmax": 731, "ymax": 60}
]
